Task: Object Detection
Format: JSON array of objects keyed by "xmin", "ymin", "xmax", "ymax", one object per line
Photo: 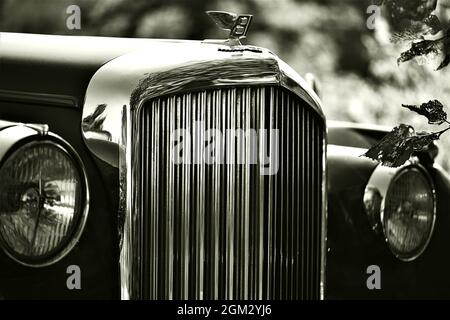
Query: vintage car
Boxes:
[{"xmin": 1, "ymin": 12, "xmax": 450, "ymax": 300}]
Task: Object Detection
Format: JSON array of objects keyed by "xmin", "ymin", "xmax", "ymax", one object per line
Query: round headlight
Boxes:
[
  {"xmin": 0, "ymin": 139, "xmax": 88, "ymax": 266},
  {"xmin": 382, "ymin": 167, "xmax": 436, "ymax": 261}
]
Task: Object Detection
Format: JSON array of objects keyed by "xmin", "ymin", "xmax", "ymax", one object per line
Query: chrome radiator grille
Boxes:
[{"xmin": 133, "ymin": 86, "xmax": 325, "ymax": 300}]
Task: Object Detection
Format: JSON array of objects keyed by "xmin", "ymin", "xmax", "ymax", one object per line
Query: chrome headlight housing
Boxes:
[
  {"xmin": 0, "ymin": 127, "xmax": 88, "ymax": 267},
  {"xmin": 364, "ymin": 163, "xmax": 436, "ymax": 261}
]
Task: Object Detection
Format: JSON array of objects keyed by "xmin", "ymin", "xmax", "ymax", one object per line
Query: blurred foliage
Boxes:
[
  {"xmin": 362, "ymin": 0, "xmax": 450, "ymax": 167},
  {"xmin": 1, "ymin": 0, "xmax": 450, "ymax": 169}
]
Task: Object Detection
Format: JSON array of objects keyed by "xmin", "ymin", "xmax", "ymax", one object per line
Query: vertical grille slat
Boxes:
[
  {"xmin": 266, "ymin": 87, "xmax": 275, "ymax": 299},
  {"xmin": 182, "ymin": 94, "xmax": 191, "ymax": 299},
  {"xmin": 306, "ymin": 109, "xmax": 311, "ymax": 299},
  {"xmin": 136, "ymin": 86, "xmax": 324, "ymax": 300}
]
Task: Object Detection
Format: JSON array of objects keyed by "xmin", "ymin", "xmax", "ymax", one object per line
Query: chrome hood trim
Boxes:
[{"xmin": 81, "ymin": 41, "xmax": 324, "ymax": 168}]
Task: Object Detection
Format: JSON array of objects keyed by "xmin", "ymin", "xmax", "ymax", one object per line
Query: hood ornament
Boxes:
[{"xmin": 206, "ymin": 11, "xmax": 253, "ymax": 45}]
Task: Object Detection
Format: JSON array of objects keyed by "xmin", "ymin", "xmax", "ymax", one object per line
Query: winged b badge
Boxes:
[{"xmin": 206, "ymin": 11, "xmax": 253, "ymax": 42}]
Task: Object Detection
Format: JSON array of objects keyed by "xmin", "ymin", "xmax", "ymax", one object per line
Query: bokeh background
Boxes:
[{"xmin": 1, "ymin": 0, "xmax": 450, "ymax": 169}]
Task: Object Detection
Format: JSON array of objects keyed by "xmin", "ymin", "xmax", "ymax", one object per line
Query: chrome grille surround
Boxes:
[{"xmin": 80, "ymin": 43, "xmax": 327, "ymax": 300}]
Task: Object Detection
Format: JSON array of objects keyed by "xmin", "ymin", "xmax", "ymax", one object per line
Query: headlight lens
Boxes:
[
  {"xmin": 0, "ymin": 140, "xmax": 86, "ymax": 265},
  {"xmin": 383, "ymin": 167, "xmax": 436, "ymax": 261}
]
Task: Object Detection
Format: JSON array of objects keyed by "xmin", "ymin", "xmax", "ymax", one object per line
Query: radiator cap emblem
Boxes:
[{"xmin": 206, "ymin": 11, "xmax": 253, "ymax": 43}]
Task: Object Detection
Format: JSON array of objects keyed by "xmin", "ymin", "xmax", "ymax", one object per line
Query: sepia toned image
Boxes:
[{"xmin": 1, "ymin": 0, "xmax": 450, "ymax": 302}]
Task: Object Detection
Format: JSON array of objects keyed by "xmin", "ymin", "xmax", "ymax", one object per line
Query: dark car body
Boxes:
[
  {"xmin": 0, "ymin": 32, "xmax": 449, "ymax": 300},
  {"xmin": 327, "ymin": 123, "xmax": 450, "ymax": 299}
]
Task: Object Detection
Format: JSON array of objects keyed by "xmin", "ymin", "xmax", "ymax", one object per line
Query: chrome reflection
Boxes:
[{"xmin": 364, "ymin": 186, "xmax": 383, "ymax": 236}]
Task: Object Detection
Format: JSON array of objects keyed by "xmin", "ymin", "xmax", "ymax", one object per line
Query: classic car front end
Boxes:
[
  {"xmin": 0, "ymin": 27, "xmax": 326, "ymax": 300},
  {"xmin": 1, "ymin": 11, "xmax": 450, "ymax": 300}
]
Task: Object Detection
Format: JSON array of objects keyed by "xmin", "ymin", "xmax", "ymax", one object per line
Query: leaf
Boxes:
[
  {"xmin": 402, "ymin": 100, "xmax": 447, "ymax": 125},
  {"xmin": 362, "ymin": 124, "xmax": 440, "ymax": 167},
  {"xmin": 391, "ymin": 15, "xmax": 443, "ymax": 43},
  {"xmin": 424, "ymin": 14, "xmax": 443, "ymax": 35},
  {"xmin": 436, "ymin": 53, "xmax": 450, "ymax": 70},
  {"xmin": 362, "ymin": 124, "xmax": 414, "ymax": 167},
  {"xmin": 411, "ymin": 131, "xmax": 441, "ymax": 149},
  {"xmin": 397, "ymin": 39, "xmax": 442, "ymax": 65}
]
